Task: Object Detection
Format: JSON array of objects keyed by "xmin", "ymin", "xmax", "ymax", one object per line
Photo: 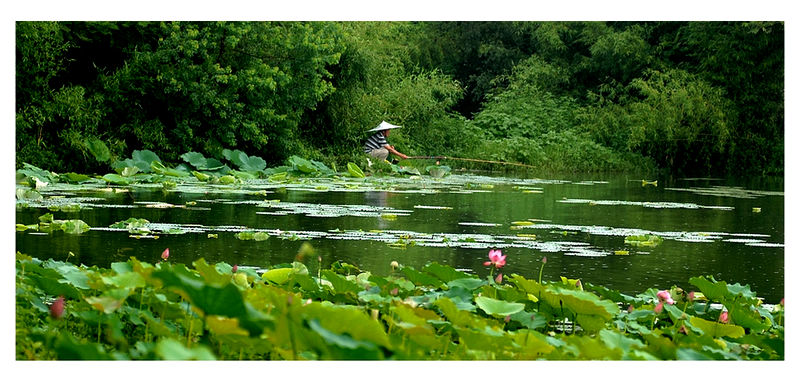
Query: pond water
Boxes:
[{"xmin": 16, "ymin": 171, "xmax": 785, "ymax": 303}]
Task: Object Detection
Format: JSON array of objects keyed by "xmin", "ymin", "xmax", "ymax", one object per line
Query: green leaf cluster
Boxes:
[{"xmin": 16, "ymin": 246, "xmax": 784, "ymax": 360}]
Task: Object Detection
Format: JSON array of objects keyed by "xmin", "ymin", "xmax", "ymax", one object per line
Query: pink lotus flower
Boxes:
[
  {"xmin": 657, "ymin": 290, "xmax": 676, "ymax": 305},
  {"xmin": 484, "ymin": 249, "xmax": 507, "ymax": 268},
  {"xmin": 495, "ymin": 273, "xmax": 503, "ymax": 284},
  {"xmin": 654, "ymin": 302, "xmax": 664, "ymax": 314},
  {"xmin": 719, "ymin": 311, "xmax": 729, "ymax": 323},
  {"xmin": 161, "ymin": 248, "xmax": 170, "ymax": 261},
  {"xmin": 50, "ymin": 296, "xmax": 65, "ymax": 319}
]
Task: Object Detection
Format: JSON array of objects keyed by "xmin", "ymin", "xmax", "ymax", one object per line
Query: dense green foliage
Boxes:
[
  {"xmin": 16, "ymin": 248, "xmax": 783, "ymax": 360},
  {"xmin": 17, "ymin": 21, "xmax": 782, "ymax": 176}
]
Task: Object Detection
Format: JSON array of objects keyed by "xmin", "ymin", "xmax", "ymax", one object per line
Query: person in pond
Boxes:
[{"xmin": 364, "ymin": 121, "xmax": 410, "ymax": 163}]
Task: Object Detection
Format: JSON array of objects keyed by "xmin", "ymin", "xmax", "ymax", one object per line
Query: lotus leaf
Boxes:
[
  {"xmin": 16, "ymin": 188, "xmax": 43, "ymax": 200},
  {"xmin": 307, "ymin": 319, "xmax": 383, "ymax": 359},
  {"xmin": 61, "ymin": 172, "xmax": 92, "ymax": 183},
  {"xmin": 84, "ymin": 138, "xmax": 111, "ymax": 162},
  {"xmin": 153, "ymin": 264, "xmax": 272, "ymax": 335},
  {"xmin": 206, "ymin": 315, "xmax": 250, "ymax": 336},
  {"xmin": 263, "ymin": 268, "xmax": 293, "ymax": 285},
  {"xmin": 475, "ymin": 296, "xmax": 525, "ymax": 317},
  {"xmin": 401, "ymin": 266, "xmax": 444, "ymax": 288},
  {"xmin": 347, "ymin": 162, "xmax": 365, "ymax": 178},
  {"xmin": 62, "ymin": 220, "xmax": 91, "ymax": 234},
  {"xmin": 689, "ymin": 316, "xmax": 746, "ymax": 338},
  {"xmin": 156, "ymin": 338, "xmax": 216, "ymax": 360},
  {"xmin": 150, "ymin": 161, "xmax": 189, "ymax": 177},
  {"xmin": 422, "ymin": 262, "xmax": 471, "ymax": 283},
  {"xmin": 102, "ymin": 173, "xmax": 131, "ymax": 185},
  {"xmin": 55, "ymin": 333, "xmax": 113, "ymax": 360},
  {"xmin": 689, "ymin": 276, "xmax": 733, "ymax": 302},
  {"xmin": 85, "ymin": 296, "xmax": 124, "ymax": 314},
  {"xmin": 193, "ymin": 259, "xmax": 232, "ymax": 286}
]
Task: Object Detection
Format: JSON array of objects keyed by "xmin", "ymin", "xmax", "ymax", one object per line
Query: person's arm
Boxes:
[{"xmin": 384, "ymin": 144, "xmax": 409, "ymax": 160}]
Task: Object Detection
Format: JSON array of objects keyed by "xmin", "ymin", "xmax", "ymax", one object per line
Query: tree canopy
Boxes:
[{"xmin": 16, "ymin": 21, "xmax": 783, "ymax": 176}]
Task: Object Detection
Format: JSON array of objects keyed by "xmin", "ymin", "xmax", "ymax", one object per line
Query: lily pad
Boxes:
[{"xmin": 475, "ymin": 296, "xmax": 525, "ymax": 317}]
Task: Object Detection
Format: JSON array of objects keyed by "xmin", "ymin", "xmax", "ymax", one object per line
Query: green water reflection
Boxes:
[{"xmin": 16, "ymin": 173, "xmax": 784, "ymax": 302}]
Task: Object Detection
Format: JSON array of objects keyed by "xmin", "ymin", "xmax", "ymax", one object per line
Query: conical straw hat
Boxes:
[{"xmin": 366, "ymin": 121, "xmax": 402, "ymax": 132}]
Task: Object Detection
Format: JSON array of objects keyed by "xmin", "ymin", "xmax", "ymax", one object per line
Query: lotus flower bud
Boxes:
[
  {"xmin": 50, "ymin": 296, "xmax": 65, "ymax": 319},
  {"xmin": 161, "ymin": 248, "xmax": 170, "ymax": 261},
  {"xmin": 719, "ymin": 311, "xmax": 729, "ymax": 323},
  {"xmin": 654, "ymin": 302, "xmax": 664, "ymax": 314},
  {"xmin": 232, "ymin": 264, "xmax": 238, "ymax": 273},
  {"xmin": 495, "ymin": 273, "xmax": 503, "ymax": 284}
]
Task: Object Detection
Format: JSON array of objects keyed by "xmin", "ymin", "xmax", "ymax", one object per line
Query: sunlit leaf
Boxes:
[
  {"xmin": 347, "ymin": 162, "xmax": 365, "ymax": 178},
  {"xmin": 689, "ymin": 316, "xmax": 746, "ymax": 338},
  {"xmin": 156, "ymin": 338, "xmax": 216, "ymax": 360}
]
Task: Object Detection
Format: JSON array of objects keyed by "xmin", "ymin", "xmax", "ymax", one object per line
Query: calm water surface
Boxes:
[{"xmin": 16, "ymin": 172, "xmax": 784, "ymax": 302}]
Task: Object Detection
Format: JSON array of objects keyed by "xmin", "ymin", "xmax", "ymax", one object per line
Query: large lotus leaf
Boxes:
[
  {"xmin": 509, "ymin": 310, "xmax": 548, "ymax": 330},
  {"xmin": 108, "ymin": 271, "xmax": 146, "ymax": 290},
  {"xmin": 18, "ymin": 163, "xmax": 57, "ymax": 183},
  {"xmin": 236, "ymin": 154, "xmax": 266, "ymax": 172},
  {"xmin": 153, "ymin": 263, "xmax": 272, "ymax": 335},
  {"xmin": 85, "ymin": 296, "xmax": 124, "ymax": 314},
  {"xmin": 27, "ymin": 270, "xmax": 84, "ymax": 300},
  {"xmin": 156, "ymin": 338, "xmax": 216, "ymax": 360},
  {"xmin": 689, "ymin": 316, "xmax": 746, "ymax": 338},
  {"xmin": 102, "ymin": 173, "xmax": 132, "ymax": 185},
  {"xmin": 563, "ymin": 334, "xmax": 622, "ymax": 360},
  {"xmin": 448, "ymin": 278, "xmax": 487, "ymax": 291},
  {"xmin": 55, "ymin": 333, "xmax": 112, "ymax": 360},
  {"xmin": 306, "ymin": 319, "xmax": 383, "ymax": 359},
  {"xmin": 689, "ymin": 275, "xmax": 730, "ymax": 302},
  {"xmin": 599, "ymin": 329, "xmax": 646, "ymax": 358},
  {"xmin": 206, "ymin": 315, "xmax": 250, "ymax": 336},
  {"xmin": 301, "ymin": 301, "xmax": 390, "ymax": 348},
  {"xmin": 16, "ymin": 187, "xmax": 43, "ymax": 200},
  {"xmin": 262, "ymin": 268, "xmax": 292, "ymax": 285},
  {"xmin": 453, "ymin": 325, "xmax": 511, "ymax": 352},
  {"xmin": 434, "ymin": 297, "xmax": 487, "ymax": 329},
  {"xmin": 150, "ymin": 161, "xmax": 190, "ymax": 177},
  {"xmin": 132, "ymin": 149, "xmax": 161, "ymax": 165},
  {"xmin": 347, "ymin": 162, "xmax": 365, "ymax": 178},
  {"xmin": 222, "ymin": 149, "xmax": 247, "ymax": 167},
  {"xmin": 729, "ymin": 303, "xmax": 771, "ymax": 332},
  {"xmin": 552, "ymin": 288, "xmax": 619, "ymax": 321},
  {"xmin": 193, "ymin": 259, "xmax": 232, "ymax": 286},
  {"xmin": 61, "ymin": 219, "xmax": 91, "ymax": 234},
  {"xmin": 84, "ymin": 138, "xmax": 110, "ymax": 162},
  {"xmin": 401, "ymin": 265, "xmax": 444, "ymax": 288},
  {"xmin": 288, "ymin": 155, "xmax": 317, "ymax": 173},
  {"xmin": 61, "ymin": 172, "xmax": 92, "ymax": 183},
  {"xmin": 321, "ymin": 270, "xmax": 362, "ymax": 295},
  {"xmin": 512, "ymin": 329, "xmax": 555, "ymax": 357},
  {"xmin": 475, "ymin": 296, "xmax": 525, "ymax": 317},
  {"xmin": 422, "ymin": 262, "xmax": 471, "ymax": 283},
  {"xmin": 45, "ymin": 260, "xmax": 91, "ymax": 289}
]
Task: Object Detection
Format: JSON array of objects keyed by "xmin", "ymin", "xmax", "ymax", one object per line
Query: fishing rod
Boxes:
[{"xmin": 406, "ymin": 155, "xmax": 536, "ymax": 169}]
